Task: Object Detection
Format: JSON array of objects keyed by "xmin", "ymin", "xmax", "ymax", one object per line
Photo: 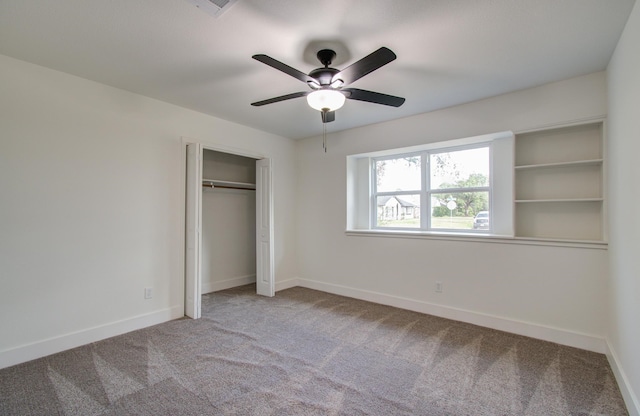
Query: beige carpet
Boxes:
[{"xmin": 0, "ymin": 284, "xmax": 628, "ymax": 415}]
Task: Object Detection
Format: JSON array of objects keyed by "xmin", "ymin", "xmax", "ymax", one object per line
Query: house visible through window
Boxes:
[{"xmin": 347, "ymin": 131, "xmax": 514, "ymax": 237}]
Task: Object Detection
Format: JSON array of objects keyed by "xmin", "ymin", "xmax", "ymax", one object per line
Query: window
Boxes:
[
  {"xmin": 372, "ymin": 146, "xmax": 490, "ymax": 232},
  {"xmin": 374, "ymin": 155, "xmax": 422, "ymax": 228},
  {"xmin": 347, "ymin": 131, "xmax": 514, "ymax": 237}
]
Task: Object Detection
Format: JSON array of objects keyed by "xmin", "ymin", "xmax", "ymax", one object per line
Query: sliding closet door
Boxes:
[
  {"xmin": 185, "ymin": 143, "xmax": 202, "ymax": 318},
  {"xmin": 256, "ymin": 158, "xmax": 274, "ymax": 297}
]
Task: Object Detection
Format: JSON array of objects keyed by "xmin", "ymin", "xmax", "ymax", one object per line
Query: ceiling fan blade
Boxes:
[
  {"xmin": 331, "ymin": 47, "xmax": 397, "ymax": 86},
  {"xmin": 321, "ymin": 111, "xmax": 335, "ymax": 123},
  {"xmin": 251, "ymin": 91, "xmax": 309, "ymax": 106},
  {"xmin": 342, "ymin": 88, "xmax": 405, "ymax": 107},
  {"xmin": 252, "ymin": 54, "xmax": 317, "ymax": 84}
]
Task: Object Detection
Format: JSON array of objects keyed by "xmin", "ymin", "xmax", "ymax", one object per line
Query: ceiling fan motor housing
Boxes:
[
  {"xmin": 309, "ymin": 67, "xmax": 339, "ymax": 86},
  {"xmin": 306, "ymin": 49, "xmax": 343, "ymax": 87},
  {"xmin": 307, "ymin": 49, "xmax": 340, "ymax": 86}
]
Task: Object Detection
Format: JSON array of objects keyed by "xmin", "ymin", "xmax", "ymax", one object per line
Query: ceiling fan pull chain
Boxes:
[{"xmin": 323, "ymin": 122, "xmax": 327, "ymax": 153}]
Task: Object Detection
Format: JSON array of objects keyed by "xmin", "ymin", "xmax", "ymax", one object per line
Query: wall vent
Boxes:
[{"xmin": 185, "ymin": 0, "xmax": 239, "ymax": 18}]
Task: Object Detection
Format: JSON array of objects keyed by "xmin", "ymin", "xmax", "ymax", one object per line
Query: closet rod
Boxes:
[{"xmin": 202, "ymin": 183, "xmax": 256, "ymax": 191}]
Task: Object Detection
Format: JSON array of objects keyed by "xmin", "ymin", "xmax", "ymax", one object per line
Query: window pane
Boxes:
[
  {"xmin": 430, "ymin": 192, "xmax": 489, "ymax": 230},
  {"xmin": 430, "ymin": 147, "xmax": 489, "ymax": 190},
  {"xmin": 375, "ymin": 157, "xmax": 421, "ymax": 192},
  {"xmin": 376, "ymin": 194, "xmax": 420, "ymax": 228}
]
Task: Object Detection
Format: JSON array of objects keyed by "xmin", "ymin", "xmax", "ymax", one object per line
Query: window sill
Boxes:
[{"xmin": 345, "ymin": 229, "xmax": 608, "ymax": 250}]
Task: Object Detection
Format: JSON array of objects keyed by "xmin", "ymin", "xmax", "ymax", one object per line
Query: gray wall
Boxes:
[
  {"xmin": 295, "ymin": 72, "xmax": 608, "ymax": 351},
  {"xmin": 607, "ymin": 0, "xmax": 640, "ymax": 412},
  {"xmin": 0, "ymin": 54, "xmax": 297, "ymax": 368}
]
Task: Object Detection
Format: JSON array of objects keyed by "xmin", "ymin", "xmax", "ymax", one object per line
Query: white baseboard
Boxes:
[
  {"xmin": 296, "ymin": 278, "xmax": 607, "ymax": 354},
  {"xmin": 1, "ymin": 278, "xmax": 611, "ymax": 376},
  {"xmin": 202, "ymin": 275, "xmax": 256, "ymax": 294},
  {"xmin": 0, "ymin": 305, "xmax": 183, "ymax": 370},
  {"xmin": 606, "ymin": 340, "xmax": 640, "ymax": 416}
]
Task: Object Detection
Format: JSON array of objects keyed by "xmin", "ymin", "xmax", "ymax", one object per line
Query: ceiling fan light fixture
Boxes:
[{"xmin": 307, "ymin": 89, "xmax": 345, "ymax": 112}]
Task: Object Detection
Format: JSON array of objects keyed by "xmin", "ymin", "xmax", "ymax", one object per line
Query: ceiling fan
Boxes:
[{"xmin": 251, "ymin": 47, "xmax": 405, "ymax": 123}]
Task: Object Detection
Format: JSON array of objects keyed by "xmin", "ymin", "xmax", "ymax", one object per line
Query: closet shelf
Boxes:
[
  {"xmin": 515, "ymin": 198, "xmax": 603, "ymax": 203},
  {"xmin": 515, "ymin": 159, "xmax": 603, "ymax": 170},
  {"xmin": 202, "ymin": 179, "xmax": 256, "ymax": 190}
]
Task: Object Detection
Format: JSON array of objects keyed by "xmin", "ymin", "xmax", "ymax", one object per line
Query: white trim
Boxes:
[
  {"xmin": 2, "ymin": 278, "xmax": 614, "ymax": 382},
  {"xmin": 184, "ymin": 142, "xmax": 202, "ymax": 319},
  {"xmin": 606, "ymin": 340, "xmax": 640, "ymax": 416},
  {"xmin": 0, "ymin": 306, "xmax": 183, "ymax": 370},
  {"xmin": 345, "ymin": 229, "xmax": 608, "ymax": 250},
  {"xmin": 201, "ymin": 275, "xmax": 256, "ymax": 294},
  {"xmin": 181, "ymin": 136, "xmax": 274, "ymax": 316},
  {"xmin": 255, "ymin": 157, "xmax": 275, "ymax": 297},
  {"xmin": 296, "ymin": 278, "xmax": 607, "ymax": 353},
  {"xmin": 179, "ymin": 139, "xmax": 188, "ymax": 319},
  {"xmin": 181, "ymin": 136, "xmax": 265, "ymax": 160}
]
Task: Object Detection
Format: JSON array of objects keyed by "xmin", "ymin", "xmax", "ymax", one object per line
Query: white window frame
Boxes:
[
  {"xmin": 346, "ymin": 131, "xmax": 514, "ymax": 237},
  {"xmin": 371, "ymin": 144, "xmax": 492, "ymax": 233},
  {"xmin": 371, "ymin": 150, "xmax": 423, "ymax": 230}
]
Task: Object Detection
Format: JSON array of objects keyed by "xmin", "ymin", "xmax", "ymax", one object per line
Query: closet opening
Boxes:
[
  {"xmin": 185, "ymin": 142, "xmax": 274, "ymax": 319},
  {"xmin": 202, "ymin": 150, "xmax": 257, "ymax": 294}
]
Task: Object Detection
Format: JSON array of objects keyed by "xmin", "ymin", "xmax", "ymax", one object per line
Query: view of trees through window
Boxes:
[{"xmin": 374, "ymin": 146, "xmax": 490, "ymax": 230}]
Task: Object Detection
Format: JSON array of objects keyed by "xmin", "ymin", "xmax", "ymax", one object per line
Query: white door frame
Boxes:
[
  {"xmin": 182, "ymin": 139, "xmax": 275, "ymax": 318},
  {"xmin": 256, "ymin": 158, "xmax": 275, "ymax": 297},
  {"xmin": 184, "ymin": 142, "xmax": 202, "ymax": 318}
]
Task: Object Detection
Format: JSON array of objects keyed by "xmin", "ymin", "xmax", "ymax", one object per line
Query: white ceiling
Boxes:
[{"xmin": 0, "ymin": 0, "xmax": 635, "ymax": 140}]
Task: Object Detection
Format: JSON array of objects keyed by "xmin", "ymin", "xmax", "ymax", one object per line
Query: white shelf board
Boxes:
[
  {"xmin": 515, "ymin": 198, "xmax": 603, "ymax": 203},
  {"xmin": 515, "ymin": 159, "xmax": 603, "ymax": 170}
]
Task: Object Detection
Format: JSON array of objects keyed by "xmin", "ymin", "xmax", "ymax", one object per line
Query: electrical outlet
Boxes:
[
  {"xmin": 435, "ymin": 281, "xmax": 443, "ymax": 293},
  {"xmin": 144, "ymin": 287, "xmax": 153, "ymax": 299}
]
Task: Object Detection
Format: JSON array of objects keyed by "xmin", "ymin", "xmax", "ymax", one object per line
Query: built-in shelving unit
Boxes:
[{"xmin": 514, "ymin": 122, "xmax": 605, "ymax": 242}]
